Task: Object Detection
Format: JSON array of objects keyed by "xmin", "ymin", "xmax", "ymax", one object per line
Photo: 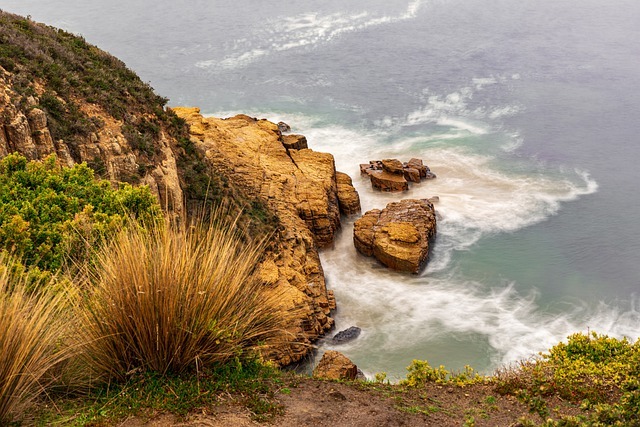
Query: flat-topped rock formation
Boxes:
[
  {"xmin": 360, "ymin": 158, "xmax": 436, "ymax": 192},
  {"xmin": 353, "ymin": 199, "xmax": 437, "ymax": 273}
]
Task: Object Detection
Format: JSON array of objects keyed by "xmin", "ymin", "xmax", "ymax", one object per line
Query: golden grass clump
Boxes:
[
  {"xmin": 0, "ymin": 254, "xmax": 72, "ymax": 424},
  {"xmin": 78, "ymin": 213, "xmax": 287, "ymax": 381}
]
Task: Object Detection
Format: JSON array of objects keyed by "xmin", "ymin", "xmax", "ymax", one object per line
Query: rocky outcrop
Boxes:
[
  {"xmin": 172, "ymin": 107, "xmax": 360, "ymax": 365},
  {"xmin": 360, "ymin": 158, "xmax": 435, "ymax": 192},
  {"xmin": 313, "ymin": 351, "xmax": 359, "ymax": 380},
  {"xmin": 354, "ymin": 199, "xmax": 437, "ymax": 273},
  {"xmin": 0, "ymin": 15, "xmax": 362, "ymax": 368},
  {"xmin": 0, "ymin": 68, "xmax": 184, "ymax": 216},
  {"xmin": 336, "ymin": 172, "xmax": 361, "ymax": 215}
]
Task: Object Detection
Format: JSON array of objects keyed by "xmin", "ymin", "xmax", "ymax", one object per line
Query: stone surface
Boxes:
[
  {"xmin": 335, "ymin": 171, "xmax": 361, "ymax": 215},
  {"xmin": 381, "ymin": 158, "xmax": 404, "ymax": 174},
  {"xmin": 353, "ymin": 209, "xmax": 380, "ymax": 257},
  {"xmin": 369, "ymin": 170, "xmax": 409, "ymax": 192},
  {"xmin": 281, "ymin": 134, "xmax": 308, "ymax": 150},
  {"xmin": 313, "ymin": 350, "xmax": 359, "ymax": 380},
  {"xmin": 353, "ymin": 199, "xmax": 437, "ymax": 273},
  {"xmin": 278, "ymin": 121, "xmax": 291, "ymax": 133},
  {"xmin": 331, "ymin": 326, "xmax": 362, "ymax": 344},
  {"xmin": 403, "ymin": 167, "xmax": 421, "ymax": 183},
  {"xmin": 172, "ymin": 107, "xmax": 360, "ymax": 365}
]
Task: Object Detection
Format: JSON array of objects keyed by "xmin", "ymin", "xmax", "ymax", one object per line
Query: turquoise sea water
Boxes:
[{"xmin": 3, "ymin": 0, "xmax": 639, "ymax": 379}]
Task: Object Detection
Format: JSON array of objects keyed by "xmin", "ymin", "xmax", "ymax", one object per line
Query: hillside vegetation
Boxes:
[{"xmin": 0, "ymin": 10, "xmax": 276, "ymax": 231}]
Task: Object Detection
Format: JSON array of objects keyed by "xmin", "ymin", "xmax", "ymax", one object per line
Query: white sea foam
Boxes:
[
  {"xmin": 383, "ymin": 80, "xmax": 523, "ymax": 138},
  {"xmin": 320, "ymin": 238, "xmax": 640, "ymax": 377},
  {"xmin": 196, "ymin": 0, "xmax": 428, "ymax": 70}
]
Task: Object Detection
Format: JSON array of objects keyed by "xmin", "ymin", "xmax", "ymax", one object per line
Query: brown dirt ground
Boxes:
[{"xmin": 116, "ymin": 375, "xmax": 582, "ymax": 427}]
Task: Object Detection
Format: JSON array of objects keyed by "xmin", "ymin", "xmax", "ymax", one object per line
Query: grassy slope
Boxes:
[{"xmin": 0, "ymin": 11, "xmax": 276, "ymax": 233}]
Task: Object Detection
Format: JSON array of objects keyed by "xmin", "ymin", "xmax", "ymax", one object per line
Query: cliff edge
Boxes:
[
  {"xmin": 172, "ymin": 107, "xmax": 360, "ymax": 364},
  {"xmin": 0, "ymin": 11, "xmax": 361, "ymax": 365}
]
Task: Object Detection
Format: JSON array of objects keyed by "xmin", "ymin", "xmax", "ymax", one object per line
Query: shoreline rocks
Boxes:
[
  {"xmin": 353, "ymin": 199, "xmax": 437, "ymax": 273},
  {"xmin": 331, "ymin": 326, "xmax": 362, "ymax": 344},
  {"xmin": 360, "ymin": 158, "xmax": 436, "ymax": 192}
]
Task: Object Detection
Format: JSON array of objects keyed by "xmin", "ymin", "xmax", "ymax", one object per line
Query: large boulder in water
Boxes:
[
  {"xmin": 359, "ymin": 158, "xmax": 435, "ymax": 192},
  {"xmin": 353, "ymin": 199, "xmax": 437, "ymax": 273}
]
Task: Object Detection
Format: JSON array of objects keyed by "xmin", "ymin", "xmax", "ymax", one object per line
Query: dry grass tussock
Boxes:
[
  {"xmin": 76, "ymin": 212, "xmax": 290, "ymax": 381},
  {"xmin": 0, "ymin": 254, "xmax": 72, "ymax": 424}
]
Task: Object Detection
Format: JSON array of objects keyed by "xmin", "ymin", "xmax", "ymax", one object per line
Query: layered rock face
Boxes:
[
  {"xmin": 172, "ymin": 107, "xmax": 360, "ymax": 365},
  {"xmin": 354, "ymin": 199, "xmax": 437, "ymax": 273},
  {"xmin": 0, "ymin": 69, "xmax": 184, "ymax": 215}
]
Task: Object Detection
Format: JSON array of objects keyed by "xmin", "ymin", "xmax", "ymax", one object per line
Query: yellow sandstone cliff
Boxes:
[{"xmin": 172, "ymin": 107, "xmax": 360, "ymax": 365}]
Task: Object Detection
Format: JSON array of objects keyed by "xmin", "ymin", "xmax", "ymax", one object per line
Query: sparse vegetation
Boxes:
[
  {"xmin": 402, "ymin": 359, "xmax": 486, "ymax": 387},
  {"xmin": 76, "ymin": 211, "xmax": 289, "ymax": 382},
  {"xmin": 0, "ymin": 254, "xmax": 72, "ymax": 425},
  {"xmin": 494, "ymin": 332, "xmax": 640, "ymax": 426},
  {"xmin": 35, "ymin": 358, "xmax": 285, "ymax": 426},
  {"xmin": 0, "ymin": 11, "xmax": 168, "ymax": 158}
]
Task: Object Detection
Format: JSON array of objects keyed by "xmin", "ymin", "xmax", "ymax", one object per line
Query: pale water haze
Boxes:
[{"xmin": 3, "ymin": 0, "xmax": 639, "ymax": 379}]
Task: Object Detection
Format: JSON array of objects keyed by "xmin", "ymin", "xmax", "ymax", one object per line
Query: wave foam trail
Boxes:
[
  {"xmin": 196, "ymin": 0, "xmax": 427, "ymax": 70},
  {"xmin": 321, "ymin": 243, "xmax": 640, "ymax": 375},
  {"xmin": 379, "ymin": 79, "xmax": 523, "ymax": 135}
]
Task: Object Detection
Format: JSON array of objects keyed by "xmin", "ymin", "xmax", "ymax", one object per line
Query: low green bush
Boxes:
[
  {"xmin": 401, "ymin": 360, "xmax": 486, "ymax": 387},
  {"xmin": 0, "ymin": 153, "xmax": 161, "ymax": 278},
  {"xmin": 495, "ymin": 331, "xmax": 640, "ymax": 426}
]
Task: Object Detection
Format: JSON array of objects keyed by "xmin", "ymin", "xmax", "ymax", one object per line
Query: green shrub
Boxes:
[
  {"xmin": 495, "ymin": 332, "xmax": 640, "ymax": 425},
  {"xmin": 76, "ymin": 210, "xmax": 289, "ymax": 382},
  {"xmin": 0, "ymin": 153, "xmax": 161, "ymax": 277},
  {"xmin": 401, "ymin": 360, "xmax": 485, "ymax": 387}
]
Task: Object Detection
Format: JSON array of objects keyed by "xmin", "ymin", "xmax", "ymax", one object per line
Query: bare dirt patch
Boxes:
[{"xmin": 114, "ymin": 374, "xmax": 579, "ymax": 427}]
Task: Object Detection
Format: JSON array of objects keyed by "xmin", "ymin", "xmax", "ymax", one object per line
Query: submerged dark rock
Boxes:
[{"xmin": 331, "ymin": 326, "xmax": 362, "ymax": 344}]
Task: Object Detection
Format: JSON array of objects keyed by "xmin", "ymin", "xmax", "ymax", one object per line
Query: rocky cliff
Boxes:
[
  {"xmin": 171, "ymin": 107, "xmax": 360, "ymax": 364},
  {"xmin": 0, "ymin": 12, "xmax": 361, "ymax": 365}
]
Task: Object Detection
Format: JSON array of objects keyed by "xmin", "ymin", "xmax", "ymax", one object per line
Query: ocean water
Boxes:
[{"xmin": 3, "ymin": 0, "xmax": 639, "ymax": 379}]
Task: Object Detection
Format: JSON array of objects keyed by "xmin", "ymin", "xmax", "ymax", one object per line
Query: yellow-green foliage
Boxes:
[
  {"xmin": 496, "ymin": 332, "xmax": 639, "ymax": 403},
  {"xmin": 76, "ymin": 212, "xmax": 289, "ymax": 381},
  {"xmin": 402, "ymin": 360, "xmax": 485, "ymax": 387},
  {"xmin": 495, "ymin": 332, "xmax": 640, "ymax": 426},
  {"xmin": 0, "ymin": 254, "xmax": 72, "ymax": 424},
  {"xmin": 0, "ymin": 153, "xmax": 161, "ymax": 279}
]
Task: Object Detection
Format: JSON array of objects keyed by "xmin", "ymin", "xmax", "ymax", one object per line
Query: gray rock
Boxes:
[{"xmin": 331, "ymin": 326, "xmax": 362, "ymax": 344}]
